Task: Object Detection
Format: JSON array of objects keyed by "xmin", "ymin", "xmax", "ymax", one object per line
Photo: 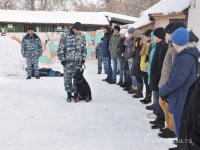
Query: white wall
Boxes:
[{"xmin": 188, "ymin": 0, "xmax": 200, "ymax": 49}]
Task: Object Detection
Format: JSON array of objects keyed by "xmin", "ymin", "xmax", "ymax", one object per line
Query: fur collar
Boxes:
[{"xmin": 176, "ymin": 42, "xmax": 198, "ymax": 53}]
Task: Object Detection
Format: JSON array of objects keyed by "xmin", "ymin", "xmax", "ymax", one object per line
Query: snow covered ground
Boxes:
[{"xmin": 0, "ymin": 59, "xmax": 176, "ymax": 150}]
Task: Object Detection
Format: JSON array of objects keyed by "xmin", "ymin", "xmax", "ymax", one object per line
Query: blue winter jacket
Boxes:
[
  {"xmin": 159, "ymin": 46, "xmax": 200, "ymax": 116},
  {"xmin": 102, "ymin": 33, "xmax": 111, "ymax": 57}
]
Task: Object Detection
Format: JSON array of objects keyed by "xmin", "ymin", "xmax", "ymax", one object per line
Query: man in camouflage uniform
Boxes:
[
  {"xmin": 95, "ymin": 37, "xmax": 106, "ymax": 74},
  {"xmin": 57, "ymin": 22, "xmax": 87, "ymax": 102},
  {"xmin": 21, "ymin": 27, "xmax": 43, "ymax": 79}
]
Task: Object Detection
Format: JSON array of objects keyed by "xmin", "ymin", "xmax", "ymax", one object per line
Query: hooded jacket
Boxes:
[{"xmin": 159, "ymin": 44, "xmax": 200, "ymax": 116}]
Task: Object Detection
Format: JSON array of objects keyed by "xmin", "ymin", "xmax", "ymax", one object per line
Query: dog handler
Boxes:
[{"xmin": 57, "ymin": 22, "xmax": 87, "ymax": 102}]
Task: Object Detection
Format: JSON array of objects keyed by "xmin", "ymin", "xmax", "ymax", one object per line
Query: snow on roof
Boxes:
[
  {"xmin": 129, "ymin": 0, "xmax": 191, "ymax": 29},
  {"xmin": 103, "ymin": 12, "xmax": 138, "ymax": 23},
  {"xmin": 0, "ymin": 10, "xmax": 109, "ymax": 25},
  {"xmin": 0, "ymin": 10, "xmax": 138, "ymax": 25}
]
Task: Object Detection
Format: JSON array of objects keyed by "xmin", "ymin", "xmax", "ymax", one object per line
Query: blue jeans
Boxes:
[
  {"xmin": 105, "ymin": 56, "xmax": 112, "ymax": 81},
  {"xmin": 173, "ymin": 112, "xmax": 182, "ymax": 137},
  {"xmin": 112, "ymin": 58, "xmax": 124, "ymax": 81},
  {"xmin": 112, "ymin": 58, "xmax": 118, "ymax": 81},
  {"xmin": 153, "ymin": 90, "xmax": 165, "ymax": 122},
  {"xmin": 117, "ymin": 58, "xmax": 124, "ymax": 82},
  {"xmin": 128, "ymin": 62, "xmax": 137, "ymax": 87}
]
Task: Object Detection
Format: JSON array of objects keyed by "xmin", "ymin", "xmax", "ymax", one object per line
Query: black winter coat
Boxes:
[
  {"xmin": 131, "ymin": 45, "xmax": 142, "ymax": 77},
  {"xmin": 178, "ymin": 76, "xmax": 200, "ymax": 150},
  {"xmin": 150, "ymin": 40, "xmax": 168, "ymax": 91}
]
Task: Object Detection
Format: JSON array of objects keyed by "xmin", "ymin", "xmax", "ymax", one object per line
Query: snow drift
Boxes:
[{"xmin": 0, "ymin": 36, "xmax": 25, "ymax": 76}]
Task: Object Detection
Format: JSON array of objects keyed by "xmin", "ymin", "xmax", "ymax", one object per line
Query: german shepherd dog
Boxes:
[{"xmin": 73, "ymin": 69, "xmax": 92, "ymax": 102}]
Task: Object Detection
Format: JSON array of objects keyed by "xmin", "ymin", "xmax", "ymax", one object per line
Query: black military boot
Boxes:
[
  {"xmin": 36, "ymin": 76, "xmax": 40, "ymax": 79},
  {"xmin": 26, "ymin": 76, "xmax": 31, "ymax": 79},
  {"xmin": 66, "ymin": 92, "xmax": 72, "ymax": 102},
  {"xmin": 141, "ymin": 94, "xmax": 152, "ymax": 104},
  {"xmin": 158, "ymin": 128, "xmax": 176, "ymax": 138}
]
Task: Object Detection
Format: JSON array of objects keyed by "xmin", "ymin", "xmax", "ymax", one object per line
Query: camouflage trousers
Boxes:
[
  {"xmin": 26, "ymin": 56, "xmax": 39, "ymax": 77},
  {"xmin": 63, "ymin": 62, "xmax": 82, "ymax": 93},
  {"xmin": 97, "ymin": 56, "xmax": 106, "ymax": 73}
]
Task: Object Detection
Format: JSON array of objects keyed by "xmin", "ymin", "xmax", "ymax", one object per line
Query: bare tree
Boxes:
[{"xmin": 0, "ymin": 0, "xmax": 17, "ymax": 9}]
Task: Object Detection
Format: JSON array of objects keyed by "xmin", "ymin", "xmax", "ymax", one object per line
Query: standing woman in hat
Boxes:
[
  {"xmin": 21, "ymin": 27, "xmax": 43, "ymax": 79},
  {"xmin": 57, "ymin": 22, "xmax": 87, "ymax": 102}
]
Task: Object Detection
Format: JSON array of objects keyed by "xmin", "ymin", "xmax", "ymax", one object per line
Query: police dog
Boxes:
[{"xmin": 73, "ymin": 69, "xmax": 92, "ymax": 102}]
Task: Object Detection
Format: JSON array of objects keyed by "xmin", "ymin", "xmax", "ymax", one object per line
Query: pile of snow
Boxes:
[
  {"xmin": 129, "ymin": 0, "xmax": 191, "ymax": 29},
  {"xmin": 0, "ymin": 36, "xmax": 25, "ymax": 76}
]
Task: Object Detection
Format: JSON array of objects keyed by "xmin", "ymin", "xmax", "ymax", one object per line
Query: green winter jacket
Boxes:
[{"xmin": 109, "ymin": 34, "xmax": 122, "ymax": 59}]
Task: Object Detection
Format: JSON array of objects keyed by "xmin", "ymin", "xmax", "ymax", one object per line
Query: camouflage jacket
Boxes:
[
  {"xmin": 95, "ymin": 42, "xmax": 103, "ymax": 57},
  {"xmin": 21, "ymin": 33, "xmax": 43, "ymax": 58},
  {"xmin": 57, "ymin": 28, "xmax": 87, "ymax": 63}
]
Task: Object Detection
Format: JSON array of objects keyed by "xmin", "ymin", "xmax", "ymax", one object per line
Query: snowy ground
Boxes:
[{"xmin": 0, "ymin": 60, "xmax": 175, "ymax": 150}]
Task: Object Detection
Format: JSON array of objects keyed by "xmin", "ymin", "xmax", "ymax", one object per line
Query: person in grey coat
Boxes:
[{"xmin": 21, "ymin": 27, "xmax": 43, "ymax": 79}]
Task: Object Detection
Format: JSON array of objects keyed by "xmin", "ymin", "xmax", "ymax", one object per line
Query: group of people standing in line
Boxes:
[{"xmin": 95, "ymin": 22, "xmax": 200, "ymax": 150}]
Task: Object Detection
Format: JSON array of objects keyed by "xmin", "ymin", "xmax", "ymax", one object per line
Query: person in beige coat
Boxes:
[{"xmin": 158, "ymin": 22, "xmax": 178, "ymax": 138}]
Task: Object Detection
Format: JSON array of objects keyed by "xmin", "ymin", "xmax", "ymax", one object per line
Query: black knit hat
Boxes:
[
  {"xmin": 114, "ymin": 25, "xmax": 120, "ymax": 31},
  {"xmin": 171, "ymin": 22, "xmax": 186, "ymax": 33},
  {"xmin": 73, "ymin": 22, "xmax": 82, "ymax": 30},
  {"xmin": 27, "ymin": 26, "xmax": 34, "ymax": 31},
  {"xmin": 144, "ymin": 29, "xmax": 153, "ymax": 37},
  {"xmin": 154, "ymin": 27, "xmax": 166, "ymax": 40},
  {"xmin": 165, "ymin": 22, "xmax": 175, "ymax": 34}
]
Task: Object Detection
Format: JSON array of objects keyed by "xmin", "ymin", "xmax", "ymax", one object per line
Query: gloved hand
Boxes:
[
  {"xmin": 81, "ymin": 60, "xmax": 85, "ymax": 64},
  {"xmin": 96, "ymin": 55, "xmax": 98, "ymax": 59},
  {"xmin": 22, "ymin": 54, "xmax": 26, "ymax": 58},
  {"xmin": 61, "ymin": 61, "xmax": 67, "ymax": 66}
]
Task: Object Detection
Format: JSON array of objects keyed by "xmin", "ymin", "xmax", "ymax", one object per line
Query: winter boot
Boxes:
[
  {"xmin": 36, "ymin": 76, "xmax": 40, "ymax": 79},
  {"xmin": 102, "ymin": 78, "xmax": 109, "ymax": 82},
  {"xmin": 158, "ymin": 128, "xmax": 176, "ymax": 138},
  {"xmin": 133, "ymin": 82, "xmax": 143, "ymax": 98},
  {"xmin": 123, "ymin": 86, "xmax": 131, "ymax": 91},
  {"xmin": 26, "ymin": 76, "xmax": 31, "ymax": 79},
  {"xmin": 168, "ymin": 147, "xmax": 177, "ymax": 150},
  {"xmin": 128, "ymin": 88, "xmax": 137, "ymax": 94},
  {"xmin": 108, "ymin": 80, "xmax": 116, "ymax": 84},
  {"xmin": 66, "ymin": 92, "xmax": 72, "ymax": 102},
  {"xmin": 97, "ymin": 70, "xmax": 101, "ymax": 74},
  {"xmin": 141, "ymin": 94, "xmax": 152, "ymax": 104},
  {"xmin": 146, "ymin": 104, "xmax": 153, "ymax": 110},
  {"xmin": 120, "ymin": 82, "xmax": 127, "ymax": 88},
  {"xmin": 117, "ymin": 80, "xmax": 123, "ymax": 86}
]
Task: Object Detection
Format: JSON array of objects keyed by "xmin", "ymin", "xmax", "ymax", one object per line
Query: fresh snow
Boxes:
[{"xmin": 0, "ymin": 60, "xmax": 175, "ymax": 150}]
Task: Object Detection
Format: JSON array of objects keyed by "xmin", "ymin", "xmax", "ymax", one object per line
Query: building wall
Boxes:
[
  {"xmin": 188, "ymin": 0, "xmax": 200, "ymax": 49},
  {"xmin": 153, "ymin": 13, "xmax": 187, "ymax": 28},
  {"xmin": 7, "ymin": 31, "xmax": 103, "ymax": 64}
]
